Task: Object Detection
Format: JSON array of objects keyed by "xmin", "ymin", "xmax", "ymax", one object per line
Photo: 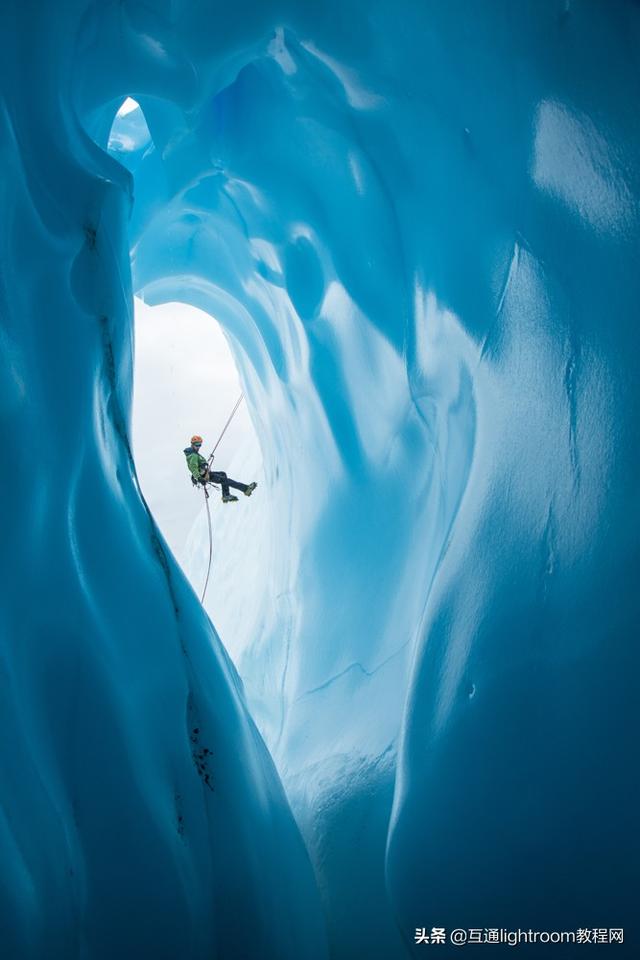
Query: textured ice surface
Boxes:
[{"xmin": 2, "ymin": 1, "xmax": 640, "ymax": 958}]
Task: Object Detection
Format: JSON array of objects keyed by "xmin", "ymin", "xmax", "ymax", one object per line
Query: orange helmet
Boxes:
[{"xmin": 191, "ymin": 434, "xmax": 203, "ymax": 445}]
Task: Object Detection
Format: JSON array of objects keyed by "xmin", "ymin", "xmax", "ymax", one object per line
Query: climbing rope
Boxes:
[
  {"xmin": 200, "ymin": 486, "xmax": 213, "ymax": 603},
  {"xmin": 199, "ymin": 391, "xmax": 244, "ymax": 603},
  {"xmin": 206, "ymin": 392, "xmax": 244, "ymax": 466}
]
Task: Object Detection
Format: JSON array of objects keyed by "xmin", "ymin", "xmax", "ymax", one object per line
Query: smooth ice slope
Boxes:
[{"xmin": 1, "ymin": 1, "xmax": 639, "ymax": 958}]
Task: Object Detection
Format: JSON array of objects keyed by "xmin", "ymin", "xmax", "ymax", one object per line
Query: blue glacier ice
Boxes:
[{"xmin": 1, "ymin": 1, "xmax": 639, "ymax": 957}]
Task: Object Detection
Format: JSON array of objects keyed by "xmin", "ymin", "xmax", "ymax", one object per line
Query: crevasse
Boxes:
[{"xmin": 1, "ymin": 2, "xmax": 638, "ymax": 958}]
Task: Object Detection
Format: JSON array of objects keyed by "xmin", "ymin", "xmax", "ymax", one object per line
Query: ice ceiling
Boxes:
[{"xmin": 0, "ymin": 1, "xmax": 638, "ymax": 958}]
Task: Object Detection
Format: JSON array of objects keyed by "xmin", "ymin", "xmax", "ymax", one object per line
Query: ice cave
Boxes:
[{"xmin": 0, "ymin": 1, "xmax": 638, "ymax": 957}]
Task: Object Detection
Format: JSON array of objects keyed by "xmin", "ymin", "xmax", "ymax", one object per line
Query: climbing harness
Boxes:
[{"xmin": 198, "ymin": 392, "xmax": 245, "ymax": 603}]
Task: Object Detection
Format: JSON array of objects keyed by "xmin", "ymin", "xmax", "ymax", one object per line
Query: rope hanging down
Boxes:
[
  {"xmin": 200, "ymin": 392, "xmax": 245, "ymax": 603},
  {"xmin": 200, "ymin": 486, "xmax": 213, "ymax": 603}
]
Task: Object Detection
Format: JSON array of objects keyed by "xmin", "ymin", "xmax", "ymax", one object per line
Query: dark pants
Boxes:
[{"xmin": 205, "ymin": 471, "xmax": 248, "ymax": 497}]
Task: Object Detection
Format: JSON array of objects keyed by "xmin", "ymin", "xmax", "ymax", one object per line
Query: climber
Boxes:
[{"xmin": 184, "ymin": 435, "xmax": 257, "ymax": 503}]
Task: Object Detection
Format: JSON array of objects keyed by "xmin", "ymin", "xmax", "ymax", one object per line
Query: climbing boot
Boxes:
[
  {"xmin": 222, "ymin": 494, "xmax": 238, "ymax": 503},
  {"xmin": 244, "ymin": 482, "xmax": 257, "ymax": 496}
]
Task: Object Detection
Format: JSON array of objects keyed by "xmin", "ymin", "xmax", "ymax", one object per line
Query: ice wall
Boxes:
[
  {"xmin": 0, "ymin": 3, "xmax": 327, "ymax": 959},
  {"xmin": 1, "ymin": 1, "xmax": 639, "ymax": 958}
]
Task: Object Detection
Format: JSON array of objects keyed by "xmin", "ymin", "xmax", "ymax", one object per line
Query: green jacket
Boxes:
[{"xmin": 184, "ymin": 446, "xmax": 209, "ymax": 482}]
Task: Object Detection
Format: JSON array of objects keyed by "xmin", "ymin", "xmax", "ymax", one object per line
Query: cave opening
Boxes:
[{"xmin": 131, "ymin": 296, "xmax": 261, "ymax": 580}]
